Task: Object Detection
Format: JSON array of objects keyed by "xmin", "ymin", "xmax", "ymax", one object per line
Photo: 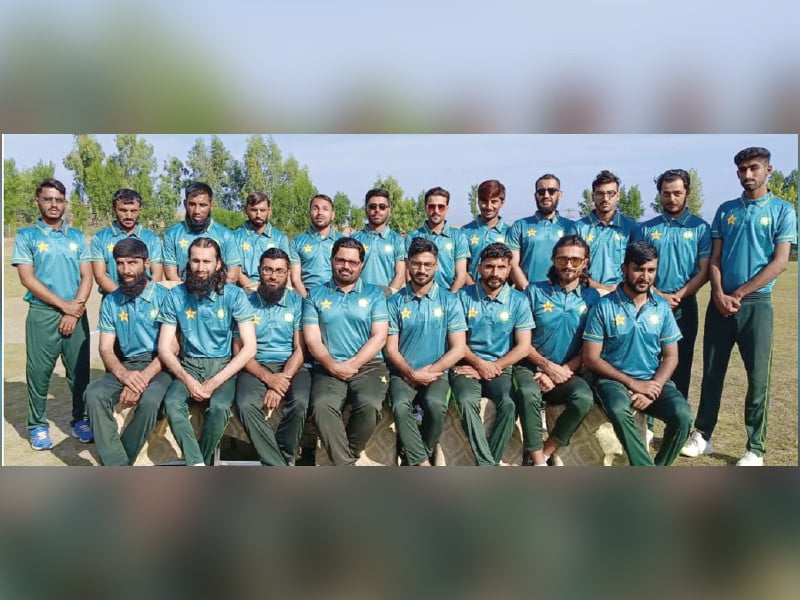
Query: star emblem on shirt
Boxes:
[
  {"xmin": 468, "ymin": 307, "xmax": 477, "ymax": 319},
  {"xmin": 614, "ymin": 314, "xmax": 625, "ymax": 326},
  {"xmin": 119, "ymin": 310, "xmax": 129, "ymax": 322},
  {"xmin": 185, "ymin": 308, "xmax": 197, "ymax": 319},
  {"xmin": 303, "ymin": 244, "xmax": 313, "ymax": 253},
  {"xmin": 542, "ymin": 300, "xmax": 554, "ymax": 312},
  {"xmin": 527, "ymin": 228, "xmax": 537, "ymax": 237},
  {"xmin": 586, "ymin": 233, "xmax": 595, "ymax": 242},
  {"xmin": 253, "ymin": 314, "xmax": 261, "ymax": 325},
  {"xmin": 650, "ymin": 231, "xmax": 662, "ymax": 240},
  {"xmin": 400, "ymin": 308, "xmax": 412, "ymax": 319},
  {"xmin": 37, "ymin": 241, "xmax": 49, "ymax": 252},
  {"xmin": 179, "ymin": 238, "xmax": 189, "ymax": 248},
  {"xmin": 321, "ymin": 299, "xmax": 332, "ymax": 310},
  {"xmin": 380, "ymin": 375, "xmax": 388, "ymax": 384},
  {"xmin": 107, "ymin": 243, "xmax": 115, "ymax": 252},
  {"xmin": 470, "ymin": 235, "xmax": 480, "ymax": 245},
  {"xmin": 241, "ymin": 242, "xmax": 251, "ymax": 251},
  {"xmin": 727, "ymin": 215, "xmax": 737, "ymax": 225}
]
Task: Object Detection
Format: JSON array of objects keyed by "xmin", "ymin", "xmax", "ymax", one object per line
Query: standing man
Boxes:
[
  {"xmin": 302, "ymin": 237, "xmax": 390, "ymax": 466},
  {"xmin": 406, "ymin": 187, "xmax": 469, "ymax": 293},
  {"xmin": 233, "ymin": 248, "xmax": 312, "ymax": 466},
  {"xmin": 157, "ymin": 238, "xmax": 256, "ymax": 466},
  {"xmin": 13, "ymin": 178, "xmax": 94, "ymax": 449},
  {"xmin": 583, "ymin": 242, "xmax": 692, "ymax": 466},
  {"xmin": 462, "ymin": 179, "xmax": 510, "ymax": 285},
  {"xmin": 233, "ymin": 191, "xmax": 291, "ymax": 290},
  {"xmin": 289, "ymin": 194, "xmax": 343, "ymax": 297},
  {"xmin": 507, "ymin": 174, "xmax": 574, "ymax": 290},
  {"xmin": 450, "ymin": 243, "xmax": 535, "ymax": 466},
  {"xmin": 84, "ymin": 238, "xmax": 173, "ymax": 465},
  {"xmin": 162, "ymin": 182, "xmax": 241, "ymax": 283},
  {"xmin": 90, "ymin": 188, "xmax": 164, "ymax": 295},
  {"xmin": 352, "ymin": 188, "xmax": 407, "ymax": 294},
  {"xmin": 385, "ymin": 238, "xmax": 467, "ymax": 466},
  {"xmin": 570, "ymin": 170, "xmax": 639, "ymax": 292},
  {"xmin": 681, "ymin": 147, "xmax": 797, "ymax": 466}
]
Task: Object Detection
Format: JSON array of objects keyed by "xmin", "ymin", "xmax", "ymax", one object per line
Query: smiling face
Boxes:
[
  {"xmin": 332, "ymin": 246, "xmax": 363, "ymax": 286},
  {"xmin": 425, "ymin": 194, "xmax": 449, "ymax": 227},
  {"xmin": 478, "ymin": 194, "xmax": 504, "ymax": 223}
]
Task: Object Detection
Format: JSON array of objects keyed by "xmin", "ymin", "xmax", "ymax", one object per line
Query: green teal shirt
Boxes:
[
  {"xmin": 12, "ymin": 219, "xmax": 91, "ymax": 305},
  {"xmin": 458, "ymin": 283, "xmax": 534, "ymax": 361},
  {"xmin": 462, "ymin": 217, "xmax": 510, "ymax": 282},
  {"xmin": 634, "ymin": 211, "xmax": 711, "ymax": 293},
  {"xmin": 233, "ymin": 221, "xmax": 291, "ymax": 280},
  {"xmin": 235, "ymin": 288, "xmax": 302, "ymax": 363},
  {"xmin": 387, "ymin": 282, "xmax": 467, "ymax": 370},
  {"xmin": 711, "ymin": 192, "xmax": 797, "ymax": 294},
  {"xmin": 289, "ymin": 227, "xmax": 344, "ymax": 288},
  {"xmin": 158, "ymin": 283, "xmax": 254, "ymax": 358},
  {"xmin": 98, "ymin": 280, "xmax": 168, "ymax": 358},
  {"xmin": 569, "ymin": 211, "xmax": 639, "ymax": 286},
  {"xmin": 162, "ymin": 219, "xmax": 241, "ymax": 279},
  {"xmin": 352, "ymin": 225, "xmax": 406, "ymax": 287},
  {"xmin": 406, "ymin": 221, "xmax": 469, "ymax": 290},
  {"xmin": 505, "ymin": 212, "xmax": 574, "ymax": 283},
  {"xmin": 526, "ymin": 281, "xmax": 600, "ymax": 365},
  {"xmin": 302, "ymin": 279, "xmax": 388, "ymax": 362},
  {"xmin": 89, "ymin": 221, "xmax": 164, "ymax": 292},
  {"xmin": 583, "ymin": 288, "xmax": 682, "ymax": 380}
]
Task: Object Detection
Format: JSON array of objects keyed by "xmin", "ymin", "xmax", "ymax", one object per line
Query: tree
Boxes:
[
  {"xmin": 769, "ymin": 169, "xmax": 798, "ymax": 214},
  {"xmin": 153, "ymin": 156, "xmax": 188, "ymax": 231},
  {"xmin": 649, "ymin": 168, "xmax": 705, "ymax": 216},
  {"xmin": 333, "ymin": 191, "xmax": 356, "ymax": 232},
  {"xmin": 372, "ymin": 175, "xmax": 425, "ymax": 233},
  {"xmin": 578, "ymin": 189, "xmax": 593, "ymax": 217},
  {"xmin": 63, "ymin": 134, "xmax": 125, "ymax": 227},
  {"xmin": 185, "ymin": 135, "xmax": 243, "ymax": 210},
  {"xmin": 618, "ymin": 184, "xmax": 643, "ymax": 221},
  {"xmin": 3, "ymin": 158, "xmax": 56, "ymax": 231},
  {"xmin": 467, "ymin": 183, "xmax": 479, "ymax": 219}
]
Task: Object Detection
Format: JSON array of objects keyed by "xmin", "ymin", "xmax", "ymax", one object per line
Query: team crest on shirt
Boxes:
[
  {"xmin": 682, "ymin": 230, "xmax": 694, "ymax": 239},
  {"xmin": 614, "ymin": 233, "xmax": 622, "ymax": 241},
  {"xmin": 445, "ymin": 242, "xmax": 453, "ymax": 251},
  {"xmin": 495, "ymin": 235, "xmax": 504, "ymax": 242},
  {"xmin": 433, "ymin": 307, "xmax": 443, "ymax": 318},
  {"xmin": 358, "ymin": 298, "xmax": 368, "ymax": 308},
  {"xmin": 759, "ymin": 216, "xmax": 771, "ymax": 227},
  {"xmin": 648, "ymin": 313, "xmax": 660, "ymax": 325},
  {"xmin": 284, "ymin": 312, "xmax": 294, "ymax": 322},
  {"xmin": 498, "ymin": 310, "xmax": 510, "ymax": 322},
  {"xmin": 216, "ymin": 308, "xmax": 226, "ymax": 320},
  {"xmin": 267, "ymin": 242, "xmax": 275, "ymax": 249},
  {"xmin": 578, "ymin": 303, "xmax": 587, "ymax": 315},
  {"xmin": 149, "ymin": 307, "xmax": 158, "ymax": 319},
  {"xmin": 384, "ymin": 244, "xmax": 393, "ymax": 253},
  {"xmin": 557, "ymin": 230, "xmax": 564, "ymax": 238},
  {"xmin": 69, "ymin": 242, "xmax": 79, "ymax": 252}
]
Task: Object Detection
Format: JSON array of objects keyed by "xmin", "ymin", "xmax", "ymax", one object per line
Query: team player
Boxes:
[
  {"xmin": 462, "ymin": 179, "xmax": 510, "ymax": 285},
  {"xmin": 233, "ymin": 191, "xmax": 291, "ymax": 290},
  {"xmin": 289, "ymin": 194, "xmax": 344, "ymax": 297},
  {"xmin": 352, "ymin": 188, "xmax": 407, "ymax": 294}
]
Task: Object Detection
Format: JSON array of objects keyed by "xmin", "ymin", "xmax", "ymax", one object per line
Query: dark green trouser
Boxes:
[
  {"xmin": 450, "ymin": 368, "xmax": 517, "ymax": 466},
  {"xmin": 696, "ymin": 294, "xmax": 773, "ymax": 456},
  {"xmin": 388, "ymin": 373, "xmax": 451, "ymax": 466},
  {"xmin": 311, "ymin": 360, "xmax": 389, "ymax": 466},
  {"xmin": 543, "ymin": 369, "xmax": 595, "ymax": 446},
  {"xmin": 596, "ymin": 378, "xmax": 692, "ymax": 466},
  {"xmin": 25, "ymin": 303, "xmax": 90, "ymax": 429},
  {"xmin": 234, "ymin": 363, "xmax": 312, "ymax": 466},
  {"xmin": 85, "ymin": 355, "xmax": 171, "ymax": 466},
  {"xmin": 511, "ymin": 364, "xmax": 544, "ymax": 452},
  {"xmin": 163, "ymin": 356, "xmax": 236, "ymax": 466}
]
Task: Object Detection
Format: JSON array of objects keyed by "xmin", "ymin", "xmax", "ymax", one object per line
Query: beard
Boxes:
[
  {"xmin": 185, "ymin": 269, "xmax": 223, "ymax": 297},
  {"xmin": 185, "ymin": 214, "xmax": 211, "ymax": 233},
  {"xmin": 257, "ymin": 281, "xmax": 286, "ymax": 304},
  {"xmin": 119, "ymin": 272, "xmax": 149, "ymax": 299}
]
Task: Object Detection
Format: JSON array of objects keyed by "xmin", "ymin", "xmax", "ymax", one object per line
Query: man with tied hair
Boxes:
[
  {"xmin": 90, "ymin": 188, "xmax": 164, "ymax": 295},
  {"xmin": 84, "ymin": 238, "xmax": 173, "ymax": 465},
  {"xmin": 233, "ymin": 191, "xmax": 292, "ymax": 290},
  {"xmin": 157, "ymin": 237, "xmax": 257, "ymax": 466},
  {"xmin": 352, "ymin": 187, "xmax": 407, "ymax": 294},
  {"xmin": 462, "ymin": 179, "xmax": 510, "ymax": 285},
  {"xmin": 406, "ymin": 186, "xmax": 469, "ymax": 293},
  {"xmin": 583, "ymin": 241, "xmax": 692, "ymax": 466},
  {"xmin": 302, "ymin": 237, "xmax": 390, "ymax": 466},
  {"xmin": 682, "ymin": 146, "xmax": 797, "ymax": 466},
  {"xmin": 385, "ymin": 237, "xmax": 467, "ymax": 466},
  {"xmin": 507, "ymin": 173, "xmax": 575, "ymax": 290},
  {"xmin": 13, "ymin": 178, "xmax": 94, "ymax": 449},
  {"xmin": 569, "ymin": 170, "xmax": 639, "ymax": 292},
  {"xmin": 233, "ymin": 248, "xmax": 312, "ymax": 466},
  {"xmin": 162, "ymin": 181, "xmax": 241, "ymax": 284},
  {"xmin": 451, "ymin": 242, "xmax": 536, "ymax": 466},
  {"xmin": 289, "ymin": 194, "xmax": 344, "ymax": 298}
]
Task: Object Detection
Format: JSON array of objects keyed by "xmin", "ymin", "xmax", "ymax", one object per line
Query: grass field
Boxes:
[{"xmin": 2, "ymin": 238, "xmax": 797, "ymax": 466}]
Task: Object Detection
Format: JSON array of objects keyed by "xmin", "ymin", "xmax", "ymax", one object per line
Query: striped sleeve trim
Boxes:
[
  {"xmin": 98, "ymin": 323, "xmax": 116, "ymax": 333},
  {"xmin": 660, "ymin": 332, "xmax": 681, "ymax": 344},
  {"xmin": 583, "ymin": 331, "xmax": 604, "ymax": 341}
]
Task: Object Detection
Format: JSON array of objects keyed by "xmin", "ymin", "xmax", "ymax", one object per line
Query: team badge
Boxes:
[
  {"xmin": 284, "ymin": 312, "xmax": 294, "ymax": 322},
  {"xmin": 216, "ymin": 308, "xmax": 226, "ymax": 320},
  {"xmin": 267, "ymin": 243, "xmax": 275, "ymax": 249},
  {"xmin": 358, "ymin": 298, "xmax": 369, "ymax": 308},
  {"xmin": 69, "ymin": 242, "xmax": 79, "ymax": 251},
  {"xmin": 498, "ymin": 310, "xmax": 510, "ymax": 322},
  {"xmin": 495, "ymin": 235, "xmax": 505, "ymax": 242},
  {"xmin": 648, "ymin": 313, "xmax": 660, "ymax": 325},
  {"xmin": 682, "ymin": 230, "xmax": 694, "ymax": 239},
  {"xmin": 557, "ymin": 230, "xmax": 564, "ymax": 238},
  {"xmin": 614, "ymin": 233, "xmax": 622, "ymax": 241},
  {"xmin": 759, "ymin": 216, "xmax": 771, "ymax": 227},
  {"xmin": 445, "ymin": 242, "xmax": 453, "ymax": 251},
  {"xmin": 578, "ymin": 304, "xmax": 587, "ymax": 315},
  {"xmin": 384, "ymin": 244, "xmax": 393, "ymax": 253},
  {"xmin": 149, "ymin": 308, "xmax": 158, "ymax": 319},
  {"xmin": 433, "ymin": 307, "xmax": 443, "ymax": 318}
]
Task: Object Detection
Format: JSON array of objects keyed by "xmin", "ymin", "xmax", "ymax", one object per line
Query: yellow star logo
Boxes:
[
  {"xmin": 527, "ymin": 228, "xmax": 537, "ymax": 237},
  {"xmin": 650, "ymin": 230, "xmax": 662, "ymax": 240},
  {"xmin": 37, "ymin": 241, "xmax": 49, "ymax": 252},
  {"xmin": 586, "ymin": 233, "xmax": 595, "ymax": 243},
  {"xmin": 542, "ymin": 300, "xmax": 554, "ymax": 312},
  {"xmin": 321, "ymin": 299, "xmax": 332, "ymax": 310},
  {"xmin": 253, "ymin": 314, "xmax": 261, "ymax": 325},
  {"xmin": 401, "ymin": 307, "xmax": 411, "ymax": 319},
  {"xmin": 380, "ymin": 375, "xmax": 388, "ymax": 384},
  {"xmin": 185, "ymin": 308, "xmax": 197, "ymax": 319},
  {"xmin": 614, "ymin": 314, "xmax": 625, "ymax": 326},
  {"xmin": 470, "ymin": 235, "xmax": 479, "ymax": 245},
  {"xmin": 241, "ymin": 242, "xmax": 251, "ymax": 251},
  {"xmin": 727, "ymin": 214, "xmax": 736, "ymax": 225},
  {"xmin": 179, "ymin": 238, "xmax": 189, "ymax": 248},
  {"xmin": 468, "ymin": 307, "xmax": 477, "ymax": 319},
  {"xmin": 119, "ymin": 310, "xmax": 128, "ymax": 322},
  {"xmin": 107, "ymin": 243, "xmax": 115, "ymax": 252},
  {"xmin": 303, "ymin": 244, "xmax": 313, "ymax": 253},
  {"xmin": 362, "ymin": 243, "xmax": 369, "ymax": 253}
]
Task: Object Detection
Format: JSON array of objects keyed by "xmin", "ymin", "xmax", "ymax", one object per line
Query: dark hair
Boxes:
[
  {"xmin": 259, "ymin": 247, "xmax": 289, "ymax": 265},
  {"xmin": 480, "ymin": 242, "xmax": 512, "ymax": 263},
  {"xmin": 187, "ymin": 237, "xmax": 227, "ymax": 293},
  {"xmin": 734, "ymin": 146, "xmax": 771, "ymax": 166},
  {"xmin": 35, "ymin": 178, "xmax": 66, "ymax": 197},
  {"xmin": 477, "ymin": 180, "xmax": 505, "ymax": 202},
  {"xmin": 547, "ymin": 234, "xmax": 590, "ymax": 287},
  {"xmin": 245, "ymin": 191, "xmax": 271, "ymax": 207},
  {"xmin": 424, "ymin": 186, "xmax": 450, "ymax": 205},
  {"xmin": 112, "ymin": 237, "xmax": 149, "ymax": 261},
  {"xmin": 112, "ymin": 188, "xmax": 143, "ymax": 207},
  {"xmin": 185, "ymin": 182, "xmax": 213, "ymax": 200},
  {"xmin": 624, "ymin": 241, "xmax": 659, "ymax": 266},
  {"xmin": 332, "ymin": 236, "xmax": 365, "ymax": 262},
  {"xmin": 591, "ymin": 170, "xmax": 620, "ymax": 192},
  {"xmin": 407, "ymin": 236, "xmax": 438, "ymax": 259},
  {"xmin": 655, "ymin": 169, "xmax": 690, "ymax": 193},
  {"xmin": 310, "ymin": 193, "xmax": 334, "ymax": 208},
  {"xmin": 365, "ymin": 188, "xmax": 390, "ymax": 204},
  {"xmin": 535, "ymin": 173, "xmax": 561, "ymax": 189}
]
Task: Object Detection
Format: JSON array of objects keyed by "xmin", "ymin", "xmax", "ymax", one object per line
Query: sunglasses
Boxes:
[
  {"xmin": 367, "ymin": 203, "xmax": 389, "ymax": 210},
  {"xmin": 554, "ymin": 256, "xmax": 585, "ymax": 267},
  {"xmin": 535, "ymin": 187, "xmax": 560, "ymax": 197}
]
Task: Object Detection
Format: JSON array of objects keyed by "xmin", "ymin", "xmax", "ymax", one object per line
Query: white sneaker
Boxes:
[
  {"xmin": 645, "ymin": 429, "xmax": 654, "ymax": 449},
  {"xmin": 680, "ymin": 430, "xmax": 713, "ymax": 457},
  {"xmin": 736, "ymin": 451, "xmax": 763, "ymax": 466}
]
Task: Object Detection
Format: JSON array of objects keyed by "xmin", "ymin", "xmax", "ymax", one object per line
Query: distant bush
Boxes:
[{"xmin": 211, "ymin": 207, "xmax": 246, "ymax": 230}]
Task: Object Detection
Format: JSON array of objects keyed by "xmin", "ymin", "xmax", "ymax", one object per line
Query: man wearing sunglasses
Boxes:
[
  {"xmin": 463, "ymin": 179, "xmax": 510, "ymax": 285},
  {"xmin": 352, "ymin": 188, "xmax": 407, "ymax": 295}
]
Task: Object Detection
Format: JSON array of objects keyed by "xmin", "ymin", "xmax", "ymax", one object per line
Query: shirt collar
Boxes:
[
  {"xmin": 361, "ymin": 224, "xmax": 391, "ymax": 239},
  {"xmin": 615, "ymin": 286, "xmax": 657, "ymax": 307},
  {"xmin": 245, "ymin": 221, "xmax": 274, "ymax": 237},
  {"xmin": 327, "ymin": 278, "xmax": 363, "ymax": 294},
  {"xmin": 403, "ymin": 281, "xmax": 440, "ymax": 301},
  {"xmin": 308, "ymin": 226, "xmax": 335, "ymax": 240},
  {"xmin": 589, "ymin": 210, "xmax": 622, "ymax": 227},
  {"xmin": 476, "ymin": 281, "xmax": 511, "ymax": 304},
  {"xmin": 740, "ymin": 191, "xmax": 773, "ymax": 208},
  {"xmin": 423, "ymin": 220, "xmax": 452, "ymax": 237},
  {"xmin": 111, "ymin": 221, "xmax": 143, "ymax": 237},
  {"xmin": 551, "ymin": 282, "xmax": 583, "ymax": 297},
  {"xmin": 35, "ymin": 218, "xmax": 68, "ymax": 235},
  {"xmin": 120, "ymin": 279, "xmax": 157, "ymax": 304},
  {"xmin": 659, "ymin": 209, "xmax": 693, "ymax": 227},
  {"xmin": 533, "ymin": 211, "xmax": 561, "ymax": 223}
]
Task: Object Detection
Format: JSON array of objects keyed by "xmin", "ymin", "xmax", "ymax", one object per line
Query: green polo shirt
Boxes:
[
  {"xmin": 302, "ymin": 278, "xmax": 388, "ymax": 362},
  {"xmin": 710, "ymin": 192, "xmax": 797, "ymax": 294},
  {"xmin": 12, "ymin": 219, "xmax": 91, "ymax": 305},
  {"xmin": 462, "ymin": 217, "xmax": 510, "ymax": 282},
  {"xmin": 526, "ymin": 281, "xmax": 601, "ymax": 365},
  {"xmin": 235, "ymin": 288, "xmax": 302, "ymax": 363},
  {"xmin": 98, "ymin": 280, "xmax": 168, "ymax": 358},
  {"xmin": 89, "ymin": 221, "xmax": 164, "ymax": 292},
  {"xmin": 458, "ymin": 282, "xmax": 534, "ymax": 361},
  {"xmin": 233, "ymin": 221, "xmax": 291, "ymax": 280},
  {"xmin": 583, "ymin": 288, "xmax": 682, "ymax": 380},
  {"xmin": 406, "ymin": 221, "xmax": 469, "ymax": 290},
  {"xmin": 506, "ymin": 212, "xmax": 574, "ymax": 284},
  {"xmin": 289, "ymin": 227, "xmax": 344, "ymax": 288},
  {"xmin": 158, "ymin": 283, "xmax": 254, "ymax": 359},
  {"xmin": 387, "ymin": 282, "xmax": 467, "ymax": 370},
  {"xmin": 352, "ymin": 225, "xmax": 406, "ymax": 287},
  {"xmin": 162, "ymin": 219, "xmax": 241, "ymax": 279},
  {"xmin": 569, "ymin": 211, "xmax": 639, "ymax": 286},
  {"xmin": 633, "ymin": 211, "xmax": 711, "ymax": 294}
]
